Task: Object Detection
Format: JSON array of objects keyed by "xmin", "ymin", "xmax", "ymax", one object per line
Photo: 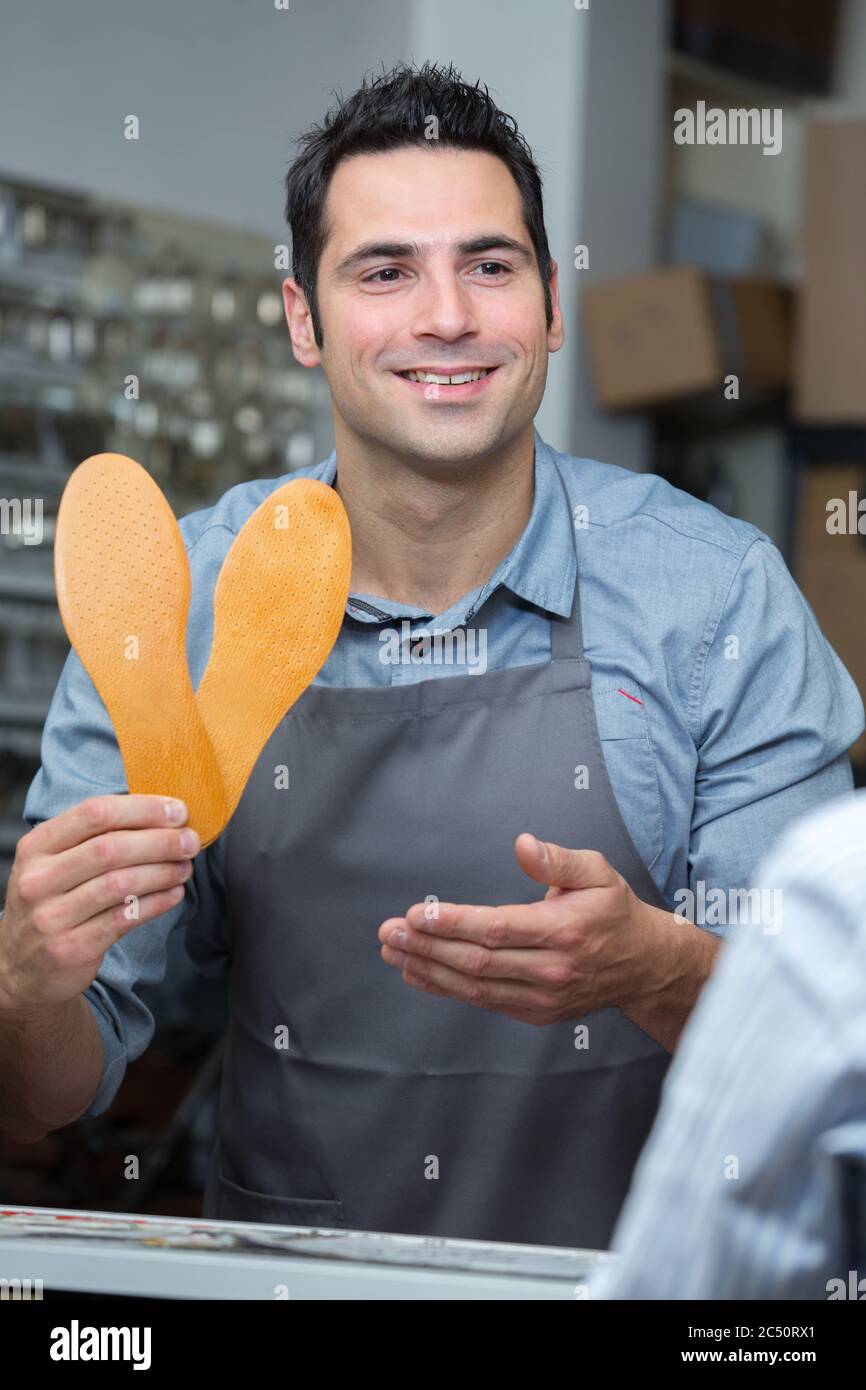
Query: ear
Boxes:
[
  {"xmin": 282, "ymin": 277, "xmax": 321, "ymax": 368},
  {"xmin": 546, "ymin": 260, "xmax": 565, "ymax": 354}
]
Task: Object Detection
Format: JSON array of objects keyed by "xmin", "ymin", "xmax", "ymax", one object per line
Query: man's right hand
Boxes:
[{"xmin": 0, "ymin": 795, "xmax": 199, "ymax": 1016}]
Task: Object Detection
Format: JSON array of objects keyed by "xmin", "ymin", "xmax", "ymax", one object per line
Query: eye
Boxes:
[
  {"xmin": 472, "ymin": 261, "xmax": 510, "ymax": 277},
  {"xmin": 362, "ymin": 267, "xmax": 405, "ymax": 284}
]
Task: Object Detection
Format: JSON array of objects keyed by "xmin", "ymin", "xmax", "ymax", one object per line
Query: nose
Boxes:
[{"xmin": 409, "ymin": 264, "xmax": 480, "ymax": 341}]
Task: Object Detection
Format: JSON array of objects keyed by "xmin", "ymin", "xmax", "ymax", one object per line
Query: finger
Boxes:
[
  {"xmin": 53, "ymin": 885, "xmax": 192, "ymax": 965},
  {"xmin": 20, "ymin": 823, "xmax": 200, "ymax": 900},
  {"xmin": 397, "ymin": 954, "xmax": 559, "ymax": 1014},
  {"xmin": 399, "ymin": 974, "xmax": 540, "ymax": 1025},
  {"xmin": 380, "ymin": 928, "xmax": 571, "ymax": 988},
  {"xmin": 20, "ymin": 794, "xmax": 189, "ymax": 860},
  {"xmin": 402, "ymin": 898, "xmax": 566, "ymax": 949},
  {"xmin": 515, "ymin": 835, "xmax": 618, "ymax": 892},
  {"xmin": 31, "ymin": 860, "xmax": 194, "ymax": 937}
]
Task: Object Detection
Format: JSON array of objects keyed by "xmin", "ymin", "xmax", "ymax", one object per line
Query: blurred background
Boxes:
[{"xmin": 1, "ymin": 0, "xmax": 865, "ymax": 1215}]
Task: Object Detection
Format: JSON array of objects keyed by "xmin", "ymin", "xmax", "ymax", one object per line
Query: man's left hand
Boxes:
[{"xmin": 377, "ymin": 833, "xmax": 720, "ymax": 1050}]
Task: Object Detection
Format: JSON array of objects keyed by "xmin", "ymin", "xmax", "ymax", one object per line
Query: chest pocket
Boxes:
[{"xmin": 590, "ymin": 683, "xmax": 664, "ymax": 873}]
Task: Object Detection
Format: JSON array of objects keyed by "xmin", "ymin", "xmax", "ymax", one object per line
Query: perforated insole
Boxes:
[
  {"xmin": 54, "ymin": 453, "xmax": 352, "ymax": 847},
  {"xmin": 195, "ymin": 476, "xmax": 352, "ymax": 829}
]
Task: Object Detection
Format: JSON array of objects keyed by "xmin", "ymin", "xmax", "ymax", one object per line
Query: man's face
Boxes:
[{"xmin": 284, "ymin": 146, "xmax": 564, "ymax": 469}]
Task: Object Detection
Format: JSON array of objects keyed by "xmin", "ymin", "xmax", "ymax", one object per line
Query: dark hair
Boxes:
[{"xmin": 283, "ymin": 59, "xmax": 554, "ymax": 348}]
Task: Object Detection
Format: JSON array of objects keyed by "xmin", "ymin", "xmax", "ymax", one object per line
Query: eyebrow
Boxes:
[{"xmin": 332, "ymin": 234, "xmax": 535, "ymax": 279}]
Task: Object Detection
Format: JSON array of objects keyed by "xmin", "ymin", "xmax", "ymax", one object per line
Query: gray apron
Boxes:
[{"xmin": 196, "ymin": 458, "xmax": 672, "ymax": 1249}]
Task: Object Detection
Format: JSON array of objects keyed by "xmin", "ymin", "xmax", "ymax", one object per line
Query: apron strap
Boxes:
[{"xmin": 549, "ymin": 459, "xmax": 585, "ymax": 664}]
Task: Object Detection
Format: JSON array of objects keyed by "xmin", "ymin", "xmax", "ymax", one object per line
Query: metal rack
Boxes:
[{"xmin": 0, "ymin": 173, "xmax": 330, "ymax": 896}]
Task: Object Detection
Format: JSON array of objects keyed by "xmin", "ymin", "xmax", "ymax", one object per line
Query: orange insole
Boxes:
[{"xmin": 54, "ymin": 453, "xmax": 352, "ymax": 847}]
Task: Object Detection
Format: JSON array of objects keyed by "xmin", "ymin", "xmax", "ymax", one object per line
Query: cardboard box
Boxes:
[
  {"xmin": 795, "ymin": 120, "xmax": 866, "ymax": 424},
  {"xmin": 582, "ymin": 267, "xmax": 791, "ymax": 411},
  {"xmin": 794, "ymin": 463, "xmax": 866, "ymax": 767}
]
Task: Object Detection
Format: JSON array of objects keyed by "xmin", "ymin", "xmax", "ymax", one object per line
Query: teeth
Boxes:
[{"xmin": 403, "ymin": 369, "xmax": 491, "ymax": 384}]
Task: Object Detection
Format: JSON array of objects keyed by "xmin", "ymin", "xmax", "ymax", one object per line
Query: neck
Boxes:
[{"xmin": 330, "ymin": 424, "xmax": 536, "ymax": 614}]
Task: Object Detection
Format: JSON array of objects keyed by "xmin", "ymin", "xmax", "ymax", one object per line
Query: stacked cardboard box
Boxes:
[
  {"xmin": 582, "ymin": 267, "xmax": 791, "ymax": 411},
  {"xmin": 795, "ymin": 120, "xmax": 866, "ymax": 424},
  {"xmin": 795, "ymin": 464, "xmax": 866, "ymax": 768}
]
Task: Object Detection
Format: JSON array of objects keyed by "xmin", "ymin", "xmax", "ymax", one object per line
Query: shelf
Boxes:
[
  {"xmin": 667, "ymin": 50, "xmax": 814, "ymax": 108},
  {"xmin": 0, "ymin": 569, "xmax": 58, "ymax": 603},
  {"xmin": 0, "ymin": 691, "xmax": 53, "ymax": 726},
  {"xmin": 787, "ymin": 424, "xmax": 866, "ymax": 464}
]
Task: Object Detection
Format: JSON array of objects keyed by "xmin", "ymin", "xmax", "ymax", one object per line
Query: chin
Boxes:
[{"xmin": 381, "ymin": 419, "xmax": 506, "ymax": 466}]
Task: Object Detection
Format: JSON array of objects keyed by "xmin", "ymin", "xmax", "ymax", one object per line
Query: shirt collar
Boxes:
[{"xmin": 313, "ymin": 426, "xmax": 577, "ymax": 623}]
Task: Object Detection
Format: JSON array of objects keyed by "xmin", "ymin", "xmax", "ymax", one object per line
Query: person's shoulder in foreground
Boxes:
[{"xmin": 589, "ymin": 786, "xmax": 866, "ymax": 1300}]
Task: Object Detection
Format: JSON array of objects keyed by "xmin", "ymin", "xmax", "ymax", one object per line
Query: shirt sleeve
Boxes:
[
  {"xmin": 591, "ymin": 791, "xmax": 866, "ymax": 1299},
  {"xmin": 21, "ymin": 644, "xmax": 191, "ymax": 1117},
  {"xmin": 688, "ymin": 534, "xmax": 865, "ymax": 925}
]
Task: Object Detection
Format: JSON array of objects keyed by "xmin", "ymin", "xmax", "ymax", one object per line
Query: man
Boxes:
[
  {"xmin": 0, "ymin": 61, "xmax": 863, "ymax": 1249},
  {"xmin": 590, "ymin": 789, "xmax": 866, "ymax": 1299}
]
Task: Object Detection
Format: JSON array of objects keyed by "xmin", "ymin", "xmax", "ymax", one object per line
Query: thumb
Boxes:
[{"xmin": 515, "ymin": 834, "xmax": 616, "ymax": 891}]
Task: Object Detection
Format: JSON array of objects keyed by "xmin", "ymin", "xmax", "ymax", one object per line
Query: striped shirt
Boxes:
[{"xmin": 591, "ymin": 788, "xmax": 866, "ymax": 1300}]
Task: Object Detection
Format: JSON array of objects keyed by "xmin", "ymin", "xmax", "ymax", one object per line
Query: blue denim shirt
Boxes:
[{"xmin": 21, "ymin": 427, "xmax": 865, "ymax": 1116}]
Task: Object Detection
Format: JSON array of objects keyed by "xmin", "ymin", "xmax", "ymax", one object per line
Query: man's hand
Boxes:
[
  {"xmin": 378, "ymin": 833, "xmax": 721, "ymax": 1052},
  {"xmin": 0, "ymin": 794, "xmax": 199, "ymax": 1017}
]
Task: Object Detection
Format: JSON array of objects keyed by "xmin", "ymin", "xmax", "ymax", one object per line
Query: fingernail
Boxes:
[
  {"xmin": 534, "ymin": 836, "xmax": 548, "ymax": 861},
  {"xmin": 180, "ymin": 829, "xmax": 200, "ymax": 853},
  {"xmin": 165, "ymin": 799, "xmax": 187, "ymax": 823},
  {"xmin": 389, "ymin": 928, "xmax": 408, "ymax": 946}
]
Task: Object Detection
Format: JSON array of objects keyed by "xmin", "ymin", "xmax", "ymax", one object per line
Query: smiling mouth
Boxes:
[{"xmin": 396, "ymin": 367, "xmax": 497, "ymax": 384}]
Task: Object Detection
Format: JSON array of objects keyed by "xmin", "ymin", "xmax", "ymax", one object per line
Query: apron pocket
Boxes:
[{"xmin": 214, "ymin": 1164, "xmax": 346, "ymax": 1228}]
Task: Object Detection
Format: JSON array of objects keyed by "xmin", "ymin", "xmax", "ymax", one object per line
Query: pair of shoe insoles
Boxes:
[{"xmin": 54, "ymin": 453, "xmax": 352, "ymax": 848}]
